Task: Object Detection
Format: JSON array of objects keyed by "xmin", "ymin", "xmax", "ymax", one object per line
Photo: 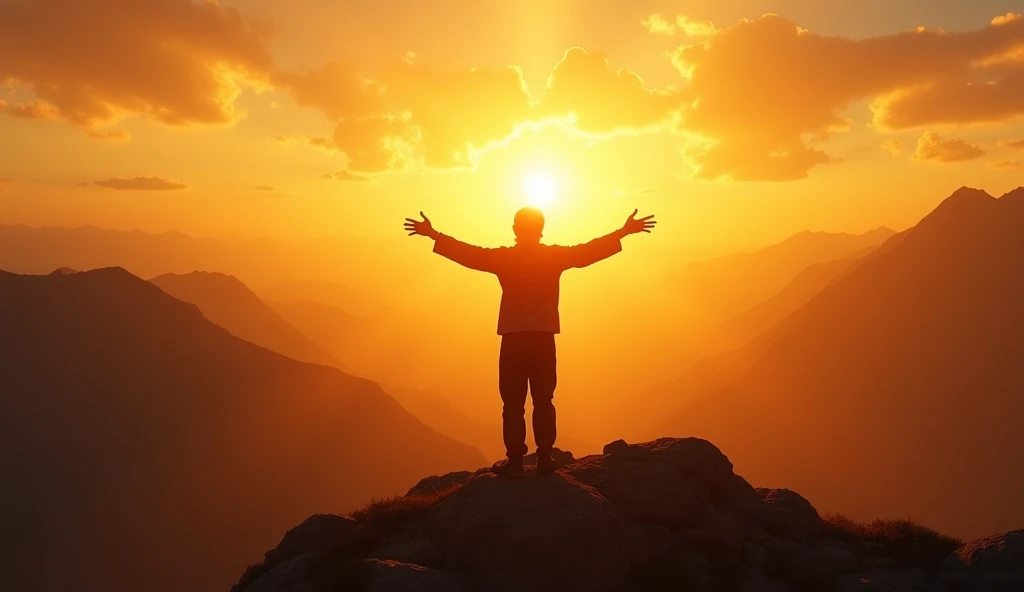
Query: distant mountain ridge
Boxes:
[
  {"xmin": 671, "ymin": 226, "xmax": 896, "ymax": 322},
  {"xmin": 151, "ymin": 271, "xmax": 343, "ymax": 369},
  {"xmin": 0, "ymin": 267, "xmax": 485, "ymax": 592},
  {"xmin": 657, "ymin": 187, "xmax": 1024, "ymax": 539}
]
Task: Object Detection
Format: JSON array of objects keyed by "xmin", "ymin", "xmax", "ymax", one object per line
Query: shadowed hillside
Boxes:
[
  {"xmin": 0, "ymin": 268, "xmax": 485, "ymax": 592},
  {"xmin": 658, "ymin": 187, "xmax": 1024, "ymax": 539},
  {"xmin": 151, "ymin": 271, "xmax": 343, "ymax": 369}
]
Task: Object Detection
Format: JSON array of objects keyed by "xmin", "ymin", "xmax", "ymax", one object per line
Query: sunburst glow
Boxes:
[{"xmin": 523, "ymin": 169, "xmax": 559, "ymax": 208}]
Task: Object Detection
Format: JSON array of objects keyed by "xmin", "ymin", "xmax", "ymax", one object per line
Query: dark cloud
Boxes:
[{"xmin": 92, "ymin": 176, "xmax": 188, "ymax": 190}]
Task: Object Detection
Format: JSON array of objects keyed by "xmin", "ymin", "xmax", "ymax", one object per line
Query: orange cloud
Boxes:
[
  {"xmin": 323, "ymin": 170, "xmax": 371, "ymax": 182},
  {"xmin": 92, "ymin": 176, "xmax": 188, "ymax": 190},
  {"xmin": 990, "ymin": 160, "xmax": 1023, "ymax": 170},
  {"xmin": 641, "ymin": 14, "xmax": 717, "ymax": 37},
  {"xmin": 0, "ymin": 0, "xmax": 272, "ymax": 131},
  {"xmin": 671, "ymin": 13, "xmax": 1024, "ymax": 180},
  {"xmin": 87, "ymin": 129, "xmax": 131, "ymax": 142},
  {"xmin": 913, "ymin": 132, "xmax": 985, "ymax": 163},
  {"xmin": 881, "ymin": 139, "xmax": 903, "ymax": 158},
  {"xmin": 279, "ymin": 48, "xmax": 669, "ymax": 177},
  {"xmin": 254, "ymin": 185, "xmax": 276, "ymax": 191},
  {"xmin": 0, "ymin": 100, "xmax": 61, "ymax": 120},
  {"xmin": 998, "ymin": 138, "xmax": 1024, "ymax": 150},
  {"xmin": 539, "ymin": 48, "xmax": 679, "ymax": 135}
]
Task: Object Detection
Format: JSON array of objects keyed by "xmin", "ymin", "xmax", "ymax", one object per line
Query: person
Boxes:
[{"xmin": 404, "ymin": 207, "xmax": 657, "ymax": 477}]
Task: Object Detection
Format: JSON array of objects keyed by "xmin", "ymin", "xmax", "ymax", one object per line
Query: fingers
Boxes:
[
  {"xmin": 639, "ymin": 214, "xmax": 656, "ymax": 221},
  {"xmin": 405, "ymin": 218, "xmax": 418, "ymax": 223},
  {"xmin": 408, "ymin": 231, "xmax": 417, "ymax": 236},
  {"xmin": 630, "ymin": 208, "xmax": 638, "ymax": 219},
  {"xmin": 421, "ymin": 211, "xmax": 431, "ymax": 223}
]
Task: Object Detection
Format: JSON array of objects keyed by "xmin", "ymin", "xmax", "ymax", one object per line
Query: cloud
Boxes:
[
  {"xmin": 998, "ymin": 138, "xmax": 1024, "ymax": 150},
  {"xmin": 254, "ymin": 185, "xmax": 276, "ymax": 191},
  {"xmin": 323, "ymin": 170, "xmax": 371, "ymax": 182},
  {"xmin": 913, "ymin": 132, "xmax": 985, "ymax": 162},
  {"xmin": 881, "ymin": 139, "xmax": 903, "ymax": 158},
  {"xmin": 87, "ymin": 129, "xmax": 131, "ymax": 141},
  {"xmin": 990, "ymin": 160, "xmax": 1023, "ymax": 170},
  {"xmin": 539, "ymin": 48, "xmax": 679, "ymax": 135},
  {"xmin": 642, "ymin": 14, "xmax": 677, "ymax": 36},
  {"xmin": 641, "ymin": 14, "xmax": 717, "ymax": 37},
  {"xmin": 278, "ymin": 48, "xmax": 670, "ymax": 178},
  {"xmin": 669, "ymin": 13, "xmax": 1024, "ymax": 180},
  {"xmin": 992, "ymin": 13, "xmax": 1022, "ymax": 26},
  {"xmin": 91, "ymin": 176, "xmax": 188, "ymax": 190},
  {"xmin": 0, "ymin": 100, "xmax": 61, "ymax": 120},
  {"xmin": 0, "ymin": 0, "xmax": 273, "ymax": 132}
]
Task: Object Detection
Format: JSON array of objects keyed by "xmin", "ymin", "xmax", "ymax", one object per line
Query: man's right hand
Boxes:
[{"xmin": 404, "ymin": 212, "xmax": 439, "ymax": 239}]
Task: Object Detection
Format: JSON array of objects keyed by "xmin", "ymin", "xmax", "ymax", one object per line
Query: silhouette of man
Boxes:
[{"xmin": 404, "ymin": 207, "xmax": 656, "ymax": 477}]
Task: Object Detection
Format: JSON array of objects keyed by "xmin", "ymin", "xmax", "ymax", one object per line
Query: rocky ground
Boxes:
[{"xmin": 231, "ymin": 438, "xmax": 1024, "ymax": 592}]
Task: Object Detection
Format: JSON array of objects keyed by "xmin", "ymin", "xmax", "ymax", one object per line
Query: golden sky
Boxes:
[{"xmin": 1, "ymin": 0, "xmax": 1023, "ymax": 249}]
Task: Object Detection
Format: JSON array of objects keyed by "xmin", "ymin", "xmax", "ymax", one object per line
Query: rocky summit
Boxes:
[{"xmin": 231, "ymin": 438, "xmax": 1024, "ymax": 592}]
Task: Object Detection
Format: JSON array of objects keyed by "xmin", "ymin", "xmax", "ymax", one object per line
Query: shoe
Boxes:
[
  {"xmin": 536, "ymin": 452, "xmax": 559, "ymax": 474},
  {"xmin": 491, "ymin": 457, "xmax": 525, "ymax": 478}
]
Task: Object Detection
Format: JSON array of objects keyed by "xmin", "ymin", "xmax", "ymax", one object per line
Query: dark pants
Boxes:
[{"xmin": 499, "ymin": 331, "xmax": 557, "ymax": 458}]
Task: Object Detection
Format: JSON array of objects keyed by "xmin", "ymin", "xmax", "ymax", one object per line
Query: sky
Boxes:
[{"xmin": 1, "ymin": 0, "xmax": 1023, "ymax": 250}]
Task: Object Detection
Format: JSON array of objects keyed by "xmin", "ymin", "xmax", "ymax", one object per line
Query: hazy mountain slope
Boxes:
[
  {"xmin": 671, "ymin": 226, "xmax": 895, "ymax": 321},
  {"xmin": 151, "ymin": 271, "xmax": 342, "ymax": 369},
  {"xmin": 658, "ymin": 187, "xmax": 1024, "ymax": 539},
  {"xmin": 260, "ymin": 280, "xmax": 379, "ymax": 317},
  {"xmin": 0, "ymin": 267, "xmax": 485, "ymax": 592},
  {"xmin": 269, "ymin": 299, "xmax": 358, "ymax": 360}
]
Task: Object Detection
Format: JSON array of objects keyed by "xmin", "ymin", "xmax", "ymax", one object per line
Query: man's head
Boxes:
[{"xmin": 513, "ymin": 207, "xmax": 544, "ymax": 243}]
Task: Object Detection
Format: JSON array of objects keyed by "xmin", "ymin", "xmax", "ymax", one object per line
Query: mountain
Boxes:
[
  {"xmin": 670, "ymin": 226, "xmax": 895, "ymax": 322},
  {"xmin": 658, "ymin": 187, "xmax": 1024, "ymax": 539},
  {"xmin": 0, "ymin": 267, "xmax": 486, "ymax": 592},
  {"xmin": 229, "ymin": 436, "xmax": 1023, "ymax": 592},
  {"xmin": 260, "ymin": 280, "xmax": 379, "ymax": 317},
  {"xmin": 151, "ymin": 271, "xmax": 342, "ymax": 369},
  {"xmin": 269, "ymin": 300, "xmax": 358, "ymax": 361}
]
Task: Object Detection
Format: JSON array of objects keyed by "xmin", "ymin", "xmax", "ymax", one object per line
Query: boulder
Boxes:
[
  {"xmin": 363, "ymin": 559, "xmax": 460, "ymax": 592},
  {"xmin": 834, "ymin": 568, "xmax": 928, "ymax": 591},
  {"xmin": 940, "ymin": 530, "xmax": 1024, "ymax": 592},
  {"xmin": 263, "ymin": 513, "xmax": 360, "ymax": 567},
  {"xmin": 422, "ymin": 471, "xmax": 631, "ymax": 592},
  {"xmin": 524, "ymin": 447, "xmax": 575, "ymax": 466},
  {"xmin": 756, "ymin": 488, "xmax": 823, "ymax": 543},
  {"xmin": 368, "ymin": 534, "xmax": 442, "ymax": 567},
  {"xmin": 407, "ymin": 471, "xmax": 476, "ymax": 497}
]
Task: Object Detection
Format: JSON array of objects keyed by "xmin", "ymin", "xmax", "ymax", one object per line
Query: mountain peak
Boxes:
[{"xmin": 231, "ymin": 437, "xmax": 1022, "ymax": 592}]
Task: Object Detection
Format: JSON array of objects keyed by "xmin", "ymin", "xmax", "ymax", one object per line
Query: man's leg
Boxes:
[
  {"xmin": 529, "ymin": 333, "xmax": 558, "ymax": 469},
  {"xmin": 497, "ymin": 333, "xmax": 529, "ymax": 463}
]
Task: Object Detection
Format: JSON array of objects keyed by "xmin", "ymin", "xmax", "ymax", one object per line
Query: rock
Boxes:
[
  {"xmin": 407, "ymin": 471, "xmax": 476, "ymax": 497},
  {"xmin": 835, "ymin": 568, "xmax": 927, "ymax": 591},
  {"xmin": 756, "ymin": 488, "xmax": 823, "ymax": 543},
  {"xmin": 363, "ymin": 559, "xmax": 461, "ymax": 592},
  {"xmin": 565, "ymin": 452, "xmax": 711, "ymax": 526},
  {"xmin": 524, "ymin": 447, "xmax": 575, "ymax": 466},
  {"xmin": 243, "ymin": 552, "xmax": 322, "ymax": 592},
  {"xmin": 700, "ymin": 510, "xmax": 746, "ymax": 552},
  {"xmin": 422, "ymin": 471, "xmax": 631, "ymax": 592},
  {"xmin": 941, "ymin": 530, "xmax": 1024, "ymax": 591},
  {"xmin": 263, "ymin": 514, "xmax": 360, "ymax": 567},
  {"xmin": 640, "ymin": 438, "xmax": 737, "ymax": 495},
  {"xmin": 369, "ymin": 534, "xmax": 442, "ymax": 567}
]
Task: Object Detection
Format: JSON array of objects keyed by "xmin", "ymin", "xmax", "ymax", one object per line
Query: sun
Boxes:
[{"xmin": 522, "ymin": 169, "xmax": 559, "ymax": 208}]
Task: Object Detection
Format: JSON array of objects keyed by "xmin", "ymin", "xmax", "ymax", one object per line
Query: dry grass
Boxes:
[
  {"xmin": 823, "ymin": 513, "xmax": 962, "ymax": 571},
  {"xmin": 233, "ymin": 484, "xmax": 463, "ymax": 590},
  {"xmin": 351, "ymin": 483, "xmax": 462, "ymax": 542}
]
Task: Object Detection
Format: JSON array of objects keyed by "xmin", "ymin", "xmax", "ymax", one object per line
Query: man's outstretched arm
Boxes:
[
  {"xmin": 404, "ymin": 212, "xmax": 502, "ymax": 273},
  {"xmin": 560, "ymin": 209, "xmax": 657, "ymax": 269}
]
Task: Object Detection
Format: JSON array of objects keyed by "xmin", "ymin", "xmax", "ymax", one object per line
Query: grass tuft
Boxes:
[{"xmin": 823, "ymin": 513, "xmax": 962, "ymax": 571}]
